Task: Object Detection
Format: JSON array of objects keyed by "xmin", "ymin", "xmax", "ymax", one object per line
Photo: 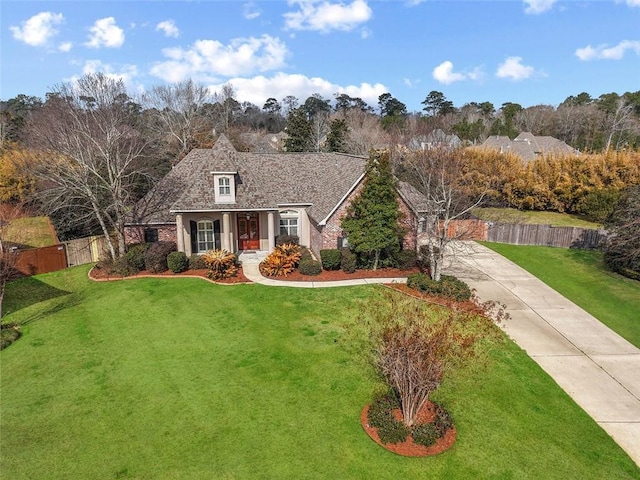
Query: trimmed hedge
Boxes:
[
  {"xmin": 407, "ymin": 273, "xmax": 472, "ymax": 302},
  {"xmin": 298, "ymin": 257, "xmax": 322, "ymax": 276},
  {"xmin": 167, "ymin": 251, "xmax": 189, "ymax": 273},
  {"xmin": 320, "ymin": 249, "xmax": 341, "ymax": 270},
  {"xmin": 144, "ymin": 241, "xmax": 177, "ymax": 273},
  {"xmin": 396, "ymin": 249, "xmax": 418, "ymax": 270},
  {"xmin": 124, "ymin": 243, "xmax": 151, "ymax": 273}
]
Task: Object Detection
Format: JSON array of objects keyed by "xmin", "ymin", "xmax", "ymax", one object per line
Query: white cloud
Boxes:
[
  {"xmin": 156, "ymin": 20, "xmax": 180, "ymax": 38},
  {"xmin": 86, "ymin": 17, "xmax": 125, "ymax": 48},
  {"xmin": 10, "ymin": 12, "xmax": 64, "ymax": 47},
  {"xmin": 284, "ymin": 0, "xmax": 372, "ymax": 32},
  {"xmin": 523, "ymin": 0, "xmax": 556, "ymax": 14},
  {"xmin": 626, "ymin": 0, "xmax": 640, "ymax": 6},
  {"xmin": 432, "ymin": 61, "xmax": 483, "ymax": 84},
  {"xmin": 58, "ymin": 41, "xmax": 73, "ymax": 52},
  {"xmin": 432, "ymin": 61, "xmax": 465, "ymax": 84},
  {"xmin": 243, "ymin": 2, "xmax": 262, "ymax": 19},
  {"xmin": 575, "ymin": 40, "xmax": 640, "ymax": 60},
  {"xmin": 205, "ymin": 72, "xmax": 386, "ymax": 108},
  {"xmin": 150, "ymin": 35, "xmax": 289, "ymax": 82},
  {"xmin": 495, "ymin": 56, "xmax": 535, "ymax": 80}
]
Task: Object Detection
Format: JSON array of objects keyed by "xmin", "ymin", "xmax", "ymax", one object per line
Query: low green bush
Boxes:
[
  {"xmin": 188, "ymin": 254, "xmax": 207, "ymax": 270},
  {"xmin": 396, "ymin": 249, "xmax": 418, "ymax": 270},
  {"xmin": 144, "ymin": 241, "xmax": 177, "ymax": 273},
  {"xmin": 407, "ymin": 273, "xmax": 472, "ymax": 301},
  {"xmin": 275, "ymin": 234, "xmax": 299, "ymax": 246},
  {"xmin": 320, "ymin": 249, "xmax": 341, "ymax": 270},
  {"xmin": 124, "ymin": 243, "xmax": 151, "ymax": 273},
  {"xmin": 300, "ymin": 246, "xmax": 313, "ymax": 261},
  {"xmin": 340, "ymin": 248, "xmax": 357, "ymax": 274},
  {"xmin": 298, "ymin": 257, "xmax": 322, "ymax": 276},
  {"xmin": 167, "ymin": 251, "xmax": 189, "ymax": 273}
]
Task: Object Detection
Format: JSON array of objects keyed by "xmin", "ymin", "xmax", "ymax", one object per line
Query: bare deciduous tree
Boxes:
[
  {"xmin": 27, "ymin": 73, "xmax": 151, "ymax": 259},
  {"xmin": 144, "ymin": 79, "xmax": 213, "ymax": 163},
  {"xmin": 397, "ymin": 147, "xmax": 487, "ymax": 281},
  {"xmin": 0, "ymin": 204, "xmax": 22, "ymax": 320}
]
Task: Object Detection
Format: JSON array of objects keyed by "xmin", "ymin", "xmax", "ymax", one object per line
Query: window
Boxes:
[
  {"xmin": 218, "ymin": 177, "xmax": 230, "ymax": 195},
  {"xmin": 279, "ymin": 210, "xmax": 299, "ymax": 236},
  {"xmin": 197, "ymin": 220, "xmax": 215, "ymax": 252},
  {"xmin": 144, "ymin": 228, "xmax": 158, "ymax": 243}
]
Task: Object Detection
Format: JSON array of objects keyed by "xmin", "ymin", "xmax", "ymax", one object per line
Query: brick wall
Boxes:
[{"xmin": 125, "ymin": 224, "xmax": 177, "ymax": 245}]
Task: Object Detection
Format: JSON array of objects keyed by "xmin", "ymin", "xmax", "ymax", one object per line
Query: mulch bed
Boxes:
[
  {"xmin": 88, "ymin": 266, "xmax": 252, "ymax": 285},
  {"xmin": 361, "ymin": 401, "xmax": 457, "ymax": 457},
  {"xmin": 271, "ymin": 267, "xmax": 420, "ymax": 282}
]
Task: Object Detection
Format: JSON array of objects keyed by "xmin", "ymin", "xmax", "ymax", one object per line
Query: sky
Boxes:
[{"xmin": 1, "ymin": 0, "xmax": 639, "ymax": 112}]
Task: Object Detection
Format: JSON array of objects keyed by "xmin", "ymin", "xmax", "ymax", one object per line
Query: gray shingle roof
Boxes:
[
  {"xmin": 131, "ymin": 134, "xmax": 368, "ymax": 224},
  {"xmin": 479, "ymin": 132, "xmax": 579, "ymax": 161}
]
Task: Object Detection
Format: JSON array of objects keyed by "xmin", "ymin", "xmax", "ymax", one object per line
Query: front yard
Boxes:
[{"xmin": 1, "ymin": 266, "xmax": 638, "ymax": 479}]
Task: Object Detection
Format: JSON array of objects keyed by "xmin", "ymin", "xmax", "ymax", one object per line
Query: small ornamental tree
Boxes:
[{"xmin": 341, "ymin": 149, "xmax": 405, "ymax": 270}]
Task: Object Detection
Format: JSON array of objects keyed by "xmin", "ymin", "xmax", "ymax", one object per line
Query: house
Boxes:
[
  {"xmin": 125, "ymin": 134, "xmax": 429, "ymax": 257},
  {"xmin": 479, "ymin": 132, "xmax": 579, "ymax": 161}
]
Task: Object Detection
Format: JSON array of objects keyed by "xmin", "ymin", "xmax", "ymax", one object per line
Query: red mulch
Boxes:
[
  {"xmin": 88, "ymin": 266, "xmax": 252, "ymax": 284},
  {"xmin": 361, "ymin": 401, "xmax": 457, "ymax": 457},
  {"xmin": 272, "ymin": 267, "xmax": 420, "ymax": 282}
]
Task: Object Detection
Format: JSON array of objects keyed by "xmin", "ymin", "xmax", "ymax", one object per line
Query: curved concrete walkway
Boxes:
[{"xmin": 240, "ymin": 244, "xmax": 640, "ymax": 465}]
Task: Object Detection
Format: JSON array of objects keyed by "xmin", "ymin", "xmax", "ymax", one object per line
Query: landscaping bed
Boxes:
[
  {"xmin": 89, "ymin": 265, "xmax": 251, "ymax": 284},
  {"xmin": 273, "ymin": 266, "xmax": 420, "ymax": 282}
]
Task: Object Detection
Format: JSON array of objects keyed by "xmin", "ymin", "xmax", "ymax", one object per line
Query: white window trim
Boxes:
[
  {"xmin": 197, "ymin": 220, "xmax": 215, "ymax": 252},
  {"xmin": 214, "ymin": 174, "xmax": 235, "ymax": 204},
  {"xmin": 279, "ymin": 210, "xmax": 299, "ymax": 237}
]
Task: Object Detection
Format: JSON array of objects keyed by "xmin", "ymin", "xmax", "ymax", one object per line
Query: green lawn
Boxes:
[
  {"xmin": 472, "ymin": 207, "xmax": 602, "ymax": 229},
  {"xmin": 1, "ymin": 267, "xmax": 638, "ymax": 479},
  {"xmin": 481, "ymin": 243, "xmax": 640, "ymax": 348},
  {"xmin": 3, "ymin": 216, "xmax": 58, "ymax": 248}
]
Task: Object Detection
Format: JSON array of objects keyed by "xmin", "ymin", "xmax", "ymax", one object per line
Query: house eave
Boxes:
[{"xmin": 318, "ymin": 172, "xmax": 365, "ymax": 226}]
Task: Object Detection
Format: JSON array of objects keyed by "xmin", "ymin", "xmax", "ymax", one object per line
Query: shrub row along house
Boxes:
[{"xmin": 125, "ymin": 134, "xmax": 429, "ymax": 257}]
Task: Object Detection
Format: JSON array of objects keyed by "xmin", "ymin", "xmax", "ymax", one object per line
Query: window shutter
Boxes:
[
  {"xmin": 190, "ymin": 221, "xmax": 198, "ymax": 254},
  {"xmin": 213, "ymin": 220, "xmax": 221, "ymax": 250}
]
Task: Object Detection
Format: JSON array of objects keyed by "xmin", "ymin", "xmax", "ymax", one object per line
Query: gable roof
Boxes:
[{"xmin": 130, "ymin": 135, "xmax": 368, "ymax": 224}]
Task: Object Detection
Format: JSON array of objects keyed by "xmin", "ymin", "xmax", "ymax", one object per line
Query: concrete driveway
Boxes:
[{"xmin": 444, "ymin": 242, "xmax": 640, "ymax": 466}]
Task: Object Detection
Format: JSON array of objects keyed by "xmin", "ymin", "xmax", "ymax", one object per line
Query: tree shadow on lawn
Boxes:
[{"xmin": 3, "ymin": 276, "xmax": 72, "ymax": 322}]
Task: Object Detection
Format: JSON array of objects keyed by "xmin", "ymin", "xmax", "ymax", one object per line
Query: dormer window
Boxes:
[
  {"xmin": 213, "ymin": 173, "xmax": 236, "ymax": 203},
  {"xmin": 218, "ymin": 177, "xmax": 230, "ymax": 195}
]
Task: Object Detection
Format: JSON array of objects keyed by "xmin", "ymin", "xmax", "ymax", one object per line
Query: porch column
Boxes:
[
  {"xmin": 267, "ymin": 211, "xmax": 275, "ymax": 252},
  {"xmin": 176, "ymin": 214, "xmax": 185, "ymax": 253},
  {"xmin": 222, "ymin": 212, "xmax": 231, "ymax": 251}
]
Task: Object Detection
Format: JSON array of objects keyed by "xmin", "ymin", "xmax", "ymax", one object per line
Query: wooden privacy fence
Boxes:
[
  {"xmin": 14, "ymin": 244, "xmax": 67, "ymax": 276},
  {"xmin": 424, "ymin": 220, "xmax": 609, "ymax": 249},
  {"xmin": 64, "ymin": 235, "xmax": 112, "ymax": 267},
  {"xmin": 485, "ymin": 223, "xmax": 609, "ymax": 249}
]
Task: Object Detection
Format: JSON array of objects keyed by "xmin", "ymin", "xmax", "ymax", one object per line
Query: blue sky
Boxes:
[{"xmin": 2, "ymin": 0, "xmax": 639, "ymax": 112}]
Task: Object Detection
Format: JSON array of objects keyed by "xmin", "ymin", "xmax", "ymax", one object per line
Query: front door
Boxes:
[{"xmin": 237, "ymin": 213, "xmax": 260, "ymax": 251}]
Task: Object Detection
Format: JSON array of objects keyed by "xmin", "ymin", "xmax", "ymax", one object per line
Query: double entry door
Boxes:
[{"xmin": 237, "ymin": 213, "xmax": 260, "ymax": 251}]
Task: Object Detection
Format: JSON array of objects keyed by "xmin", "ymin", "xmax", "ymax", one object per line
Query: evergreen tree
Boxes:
[
  {"xmin": 283, "ymin": 107, "xmax": 312, "ymax": 152},
  {"xmin": 341, "ymin": 150, "xmax": 405, "ymax": 270},
  {"xmin": 326, "ymin": 118, "xmax": 348, "ymax": 153}
]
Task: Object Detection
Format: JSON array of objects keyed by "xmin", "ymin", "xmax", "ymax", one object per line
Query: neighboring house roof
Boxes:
[
  {"xmin": 407, "ymin": 130, "xmax": 462, "ymax": 151},
  {"xmin": 239, "ymin": 132, "xmax": 288, "ymax": 153},
  {"xmin": 478, "ymin": 132, "xmax": 579, "ymax": 161},
  {"xmin": 130, "ymin": 134, "xmax": 367, "ymax": 225}
]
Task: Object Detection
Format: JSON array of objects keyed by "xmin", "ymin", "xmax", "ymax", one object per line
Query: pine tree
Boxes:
[
  {"xmin": 283, "ymin": 107, "xmax": 312, "ymax": 152},
  {"xmin": 341, "ymin": 150, "xmax": 405, "ymax": 270}
]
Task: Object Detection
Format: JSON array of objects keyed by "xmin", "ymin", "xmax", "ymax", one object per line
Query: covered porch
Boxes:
[{"xmin": 173, "ymin": 207, "xmax": 310, "ymax": 256}]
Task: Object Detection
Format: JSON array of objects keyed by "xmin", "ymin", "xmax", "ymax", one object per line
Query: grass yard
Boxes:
[
  {"xmin": 3, "ymin": 215, "xmax": 58, "ymax": 248},
  {"xmin": 1, "ymin": 267, "xmax": 638, "ymax": 479},
  {"xmin": 481, "ymin": 243, "xmax": 640, "ymax": 348},
  {"xmin": 472, "ymin": 207, "xmax": 601, "ymax": 229}
]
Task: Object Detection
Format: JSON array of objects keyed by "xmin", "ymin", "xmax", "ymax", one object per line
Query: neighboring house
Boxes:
[
  {"xmin": 478, "ymin": 132, "xmax": 579, "ymax": 161},
  {"xmin": 407, "ymin": 130, "xmax": 462, "ymax": 151},
  {"xmin": 125, "ymin": 134, "xmax": 429, "ymax": 257}
]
